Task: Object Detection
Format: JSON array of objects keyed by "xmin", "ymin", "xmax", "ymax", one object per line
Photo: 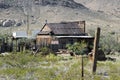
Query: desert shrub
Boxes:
[
  {"xmin": 100, "ymin": 34, "xmax": 120, "ymax": 54},
  {"xmin": 88, "ymin": 29, "xmax": 120, "ymax": 54},
  {"xmin": 40, "ymin": 47, "xmax": 54, "ymax": 56},
  {"xmin": 66, "ymin": 41, "xmax": 87, "ymax": 55},
  {"xmin": 46, "ymin": 53, "xmax": 58, "ymax": 62}
]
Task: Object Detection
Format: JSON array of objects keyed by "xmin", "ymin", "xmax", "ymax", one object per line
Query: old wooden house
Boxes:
[{"xmin": 36, "ymin": 21, "xmax": 94, "ymax": 51}]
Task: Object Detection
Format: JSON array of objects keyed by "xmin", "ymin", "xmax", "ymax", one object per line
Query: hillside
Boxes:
[
  {"xmin": 74, "ymin": 0, "xmax": 120, "ymax": 17},
  {"xmin": 0, "ymin": 0, "xmax": 120, "ymax": 34}
]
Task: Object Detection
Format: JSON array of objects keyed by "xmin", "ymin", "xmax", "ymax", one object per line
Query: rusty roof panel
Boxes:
[{"xmin": 40, "ymin": 21, "xmax": 85, "ymax": 35}]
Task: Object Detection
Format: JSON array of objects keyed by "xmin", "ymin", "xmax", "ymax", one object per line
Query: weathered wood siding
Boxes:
[
  {"xmin": 78, "ymin": 21, "xmax": 85, "ymax": 32},
  {"xmin": 36, "ymin": 35, "xmax": 52, "ymax": 47},
  {"xmin": 42, "ymin": 25, "xmax": 51, "ymax": 32}
]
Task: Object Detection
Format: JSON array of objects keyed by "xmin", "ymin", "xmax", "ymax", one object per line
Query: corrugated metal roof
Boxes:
[
  {"xmin": 13, "ymin": 30, "xmax": 40, "ymax": 39},
  {"xmin": 40, "ymin": 21, "xmax": 85, "ymax": 35},
  {"xmin": 31, "ymin": 30, "xmax": 40, "ymax": 36},
  {"xmin": 13, "ymin": 31, "xmax": 27, "ymax": 38}
]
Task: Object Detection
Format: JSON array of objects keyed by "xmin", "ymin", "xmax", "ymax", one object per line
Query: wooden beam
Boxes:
[
  {"xmin": 27, "ymin": 14, "xmax": 29, "ymax": 36},
  {"xmin": 92, "ymin": 27, "xmax": 101, "ymax": 74},
  {"xmin": 83, "ymin": 21, "xmax": 85, "ymax": 33}
]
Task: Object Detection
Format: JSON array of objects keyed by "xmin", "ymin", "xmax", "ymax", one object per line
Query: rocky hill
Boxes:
[
  {"xmin": 0, "ymin": 0, "xmax": 88, "ymax": 27},
  {"xmin": 0, "ymin": 0, "xmax": 119, "ymax": 34}
]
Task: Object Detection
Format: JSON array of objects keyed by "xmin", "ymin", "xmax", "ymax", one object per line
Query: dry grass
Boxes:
[{"xmin": 0, "ymin": 52, "xmax": 120, "ymax": 80}]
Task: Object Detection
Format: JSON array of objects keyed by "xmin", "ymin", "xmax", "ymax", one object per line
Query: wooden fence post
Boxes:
[
  {"xmin": 81, "ymin": 55, "xmax": 84, "ymax": 80},
  {"xmin": 92, "ymin": 27, "xmax": 101, "ymax": 74},
  {"xmin": 16, "ymin": 39, "xmax": 17, "ymax": 52}
]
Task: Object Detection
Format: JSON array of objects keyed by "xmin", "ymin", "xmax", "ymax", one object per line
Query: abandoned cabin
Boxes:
[{"xmin": 36, "ymin": 21, "xmax": 94, "ymax": 51}]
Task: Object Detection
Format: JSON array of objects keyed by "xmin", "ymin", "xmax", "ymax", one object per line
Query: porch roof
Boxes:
[{"xmin": 55, "ymin": 36, "xmax": 94, "ymax": 39}]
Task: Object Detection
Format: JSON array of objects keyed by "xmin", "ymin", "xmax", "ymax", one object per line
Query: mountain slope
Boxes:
[
  {"xmin": 74, "ymin": 0, "xmax": 120, "ymax": 17},
  {"xmin": 0, "ymin": 0, "xmax": 119, "ymax": 34}
]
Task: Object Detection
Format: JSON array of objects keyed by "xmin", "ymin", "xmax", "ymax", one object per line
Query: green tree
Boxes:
[{"xmin": 66, "ymin": 41, "xmax": 87, "ymax": 55}]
